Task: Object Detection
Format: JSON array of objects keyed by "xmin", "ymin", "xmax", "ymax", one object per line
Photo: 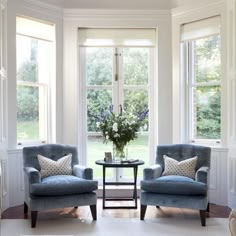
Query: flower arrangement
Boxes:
[{"xmin": 94, "ymin": 105, "xmax": 149, "ymax": 159}]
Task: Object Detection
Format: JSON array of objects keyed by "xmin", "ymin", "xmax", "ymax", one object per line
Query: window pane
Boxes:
[
  {"xmin": 123, "ymin": 89, "xmax": 149, "ymax": 131},
  {"xmin": 16, "ymin": 34, "xmax": 51, "ymax": 142},
  {"xmin": 87, "ymin": 135, "xmax": 113, "ymax": 179},
  {"xmin": 86, "ymin": 47, "xmax": 113, "ymax": 86},
  {"xmin": 17, "ymin": 85, "xmax": 39, "ymax": 140},
  {"xmin": 123, "ymin": 48, "xmax": 149, "ymax": 85},
  {"xmin": 17, "ymin": 35, "xmax": 51, "ymax": 83},
  {"xmin": 17, "ymin": 35, "xmax": 38, "ymax": 82},
  {"xmin": 194, "ymin": 35, "xmax": 221, "ymax": 83},
  {"xmin": 87, "ymin": 89, "xmax": 112, "ymax": 132},
  {"xmin": 193, "ymin": 85, "xmax": 221, "ymax": 139},
  {"xmin": 123, "ymin": 134, "xmax": 149, "ymax": 179}
]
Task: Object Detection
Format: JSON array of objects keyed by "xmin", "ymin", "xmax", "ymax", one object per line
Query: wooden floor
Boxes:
[{"xmin": 1, "ymin": 199, "xmax": 231, "ymax": 220}]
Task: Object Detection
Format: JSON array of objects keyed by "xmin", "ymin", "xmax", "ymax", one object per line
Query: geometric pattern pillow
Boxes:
[
  {"xmin": 38, "ymin": 154, "xmax": 72, "ymax": 178},
  {"xmin": 162, "ymin": 155, "xmax": 198, "ymax": 179}
]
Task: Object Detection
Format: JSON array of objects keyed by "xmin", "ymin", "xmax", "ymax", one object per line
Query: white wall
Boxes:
[
  {"xmin": 63, "ymin": 9, "xmax": 173, "ymax": 160},
  {"xmin": 226, "ymin": 0, "xmax": 236, "ymax": 209},
  {"xmin": 7, "ymin": 0, "xmax": 64, "ymax": 149},
  {"xmin": 0, "ymin": 0, "xmax": 8, "ymax": 213}
]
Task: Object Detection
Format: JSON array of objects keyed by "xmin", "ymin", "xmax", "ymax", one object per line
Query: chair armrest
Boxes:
[
  {"xmin": 24, "ymin": 167, "xmax": 41, "ymax": 184},
  {"xmin": 195, "ymin": 166, "xmax": 210, "ymax": 184},
  {"xmin": 143, "ymin": 164, "xmax": 163, "ymax": 180},
  {"xmin": 73, "ymin": 165, "xmax": 93, "ymax": 180}
]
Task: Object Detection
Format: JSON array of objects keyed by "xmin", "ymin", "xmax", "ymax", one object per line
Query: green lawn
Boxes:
[
  {"xmin": 17, "ymin": 120, "xmax": 39, "ymax": 141},
  {"xmin": 87, "ymin": 135, "xmax": 149, "ymax": 180}
]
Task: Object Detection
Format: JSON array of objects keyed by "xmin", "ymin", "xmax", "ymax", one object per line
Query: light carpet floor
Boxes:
[{"xmin": 0, "ymin": 218, "xmax": 230, "ymax": 236}]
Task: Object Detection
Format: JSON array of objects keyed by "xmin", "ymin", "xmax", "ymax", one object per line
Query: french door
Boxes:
[{"xmin": 80, "ymin": 47, "xmax": 154, "ymax": 182}]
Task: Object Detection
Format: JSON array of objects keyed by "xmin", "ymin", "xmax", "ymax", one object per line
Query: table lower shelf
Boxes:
[
  {"xmin": 103, "ymin": 205, "xmax": 138, "ymax": 209},
  {"xmin": 103, "ymin": 197, "xmax": 138, "ymax": 209}
]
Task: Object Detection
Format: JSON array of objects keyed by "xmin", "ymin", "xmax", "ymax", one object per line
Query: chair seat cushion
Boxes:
[
  {"xmin": 30, "ymin": 175, "xmax": 98, "ymax": 196},
  {"xmin": 141, "ymin": 175, "xmax": 207, "ymax": 195}
]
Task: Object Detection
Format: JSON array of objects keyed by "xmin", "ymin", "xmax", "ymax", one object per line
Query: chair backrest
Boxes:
[
  {"xmin": 23, "ymin": 144, "xmax": 78, "ymax": 170},
  {"xmin": 156, "ymin": 144, "xmax": 211, "ymax": 171}
]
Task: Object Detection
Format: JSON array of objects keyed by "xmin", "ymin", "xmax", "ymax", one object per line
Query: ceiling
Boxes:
[{"xmin": 38, "ymin": 0, "xmax": 219, "ymax": 9}]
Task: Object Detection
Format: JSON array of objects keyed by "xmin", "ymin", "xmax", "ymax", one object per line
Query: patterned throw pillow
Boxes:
[
  {"xmin": 38, "ymin": 154, "xmax": 72, "ymax": 178},
  {"xmin": 162, "ymin": 155, "xmax": 198, "ymax": 179}
]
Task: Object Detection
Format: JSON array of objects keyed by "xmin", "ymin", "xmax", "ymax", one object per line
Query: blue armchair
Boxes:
[
  {"xmin": 140, "ymin": 144, "xmax": 211, "ymax": 226},
  {"xmin": 23, "ymin": 144, "xmax": 98, "ymax": 227}
]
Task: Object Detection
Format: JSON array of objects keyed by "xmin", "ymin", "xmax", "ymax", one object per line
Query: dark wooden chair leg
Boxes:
[
  {"xmin": 199, "ymin": 210, "xmax": 206, "ymax": 226},
  {"xmin": 90, "ymin": 204, "xmax": 97, "ymax": 220},
  {"xmin": 140, "ymin": 204, "xmax": 147, "ymax": 220},
  {"xmin": 74, "ymin": 206, "xmax": 78, "ymax": 209},
  {"xmin": 156, "ymin": 206, "xmax": 160, "ymax": 209},
  {"xmin": 31, "ymin": 211, "xmax": 38, "ymax": 228},
  {"xmin": 206, "ymin": 202, "xmax": 210, "ymax": 213},
  {"xmin": 24, "ymin": 202, "xmax": 28, "ymax": 214}
]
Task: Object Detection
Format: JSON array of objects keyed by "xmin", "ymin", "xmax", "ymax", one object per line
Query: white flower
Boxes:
[
  {"xmin": 96, "ymin": 122, "xmax": 100, "ymax": 128},
  {"xmin": 112, "ymin": 123, "xmax": 118, "ymax": 132},
  {"xmin": 106, "ymin": 135, "xmax": 109, "ymax": 140},
  {"xmin": 114, "ymin": 133, "xmax": 120, "ymax": 138},
  {"xmin": 105, "ymin": 131, "xmax": 108, "ymax": 134}
]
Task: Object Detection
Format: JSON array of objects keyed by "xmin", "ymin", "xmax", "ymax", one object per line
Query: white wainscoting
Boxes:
[
  {"xmin": 209, "ymin": 148, "xmax": 228, "ymax": 206},
  {"xmin": 7, "ymin": 147, "xmax": 229, "ymax": 208},
  {"xmin": 0, "ymin": 159, "xmax": 9, "ymax": 212},
  {"xmin": 228, "ymin": 149, "xmax": 236, "ymax": 209},
  {"xmin": 0, "ymin": 160, "xmax": 2, "ymax": 217},
  {"xmin": 7, "ymin": 149, "xmax": 24, "ymax": 207}
]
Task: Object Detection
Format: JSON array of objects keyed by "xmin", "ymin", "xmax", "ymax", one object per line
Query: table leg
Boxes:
[
  {"xmin": 133, "ymin": 166, "xmax": 138, "ymax": 208},
  {"xmin": 102, "ymin": 166, "xmax": 106, "ymax": 209}
]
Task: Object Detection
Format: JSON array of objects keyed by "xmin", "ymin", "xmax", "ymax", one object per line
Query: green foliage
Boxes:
[
  {"xmin": 95, "ymin": 105, "xmax": 148, "ymax": 154},
  {"xmin": 86, "ymin": 48, "xmax": 112, "ymax": 85},
  {"xmin": 17, "ymin": 86, "xmax": 38, "ymax": 121},
  {"xmin": 17, "ymin": 60, "xmax": 38, "ymax": 82},
  {"xmin": 86, "ymin": 48, "xmax": 149, "ymax": 132},
  {"xmin": 123, "ymin": 48, "xmax": 149, "ymax": 85},
  {"xmin": 87, "ymin": 90, "xmax": 112, "ymax": 132},
  {"xmin": 196, "ymin": 86, "xmax": 221, "ymax": 139},
  {"xmin": 194, "ymin": 35, "xmax": 221, "ymax": 139},
  {"xmin": 195, "ymin": 35, "xmax": 221, "ymax": 83},
  {"xmin": 17, "ymin": 39, "xmax": 39, "ymax": 122}
]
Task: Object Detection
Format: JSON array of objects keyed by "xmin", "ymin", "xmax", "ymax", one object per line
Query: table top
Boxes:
[{"xmin": 95, "ymin": 159, "xmax": 144, "ymax": 167}]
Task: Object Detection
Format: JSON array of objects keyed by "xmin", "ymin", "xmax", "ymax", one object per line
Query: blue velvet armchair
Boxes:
[
  {"xmin": 140, "ymin": 144, "xmax": 211, "ymax": 226},
  {"xmin": 23, "ymin": 144, "xmax": 98, "ymax": 227}
]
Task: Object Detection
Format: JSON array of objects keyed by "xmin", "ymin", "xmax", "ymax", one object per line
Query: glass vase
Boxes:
[{"xmin": 113, "ymin": 143, "xmax": 128, "ymax": 162}]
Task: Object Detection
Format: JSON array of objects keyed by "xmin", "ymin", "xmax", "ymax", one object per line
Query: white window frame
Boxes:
[
  {"xmin": 183, "ymin": 35, "xmax": 222, "ymax": 146},
  {"xmin": 79, "ymin": 46, "xmax": 155, "ymax": 183},
  {"xmin": 16, "ymin": 17, "xmax": 55, "ymax": 146}
]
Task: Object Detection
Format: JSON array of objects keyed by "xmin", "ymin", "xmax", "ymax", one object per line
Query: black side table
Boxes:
[{"xmin": 95, "ymin": 160, "xmax": 144, "ymax": 209}]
